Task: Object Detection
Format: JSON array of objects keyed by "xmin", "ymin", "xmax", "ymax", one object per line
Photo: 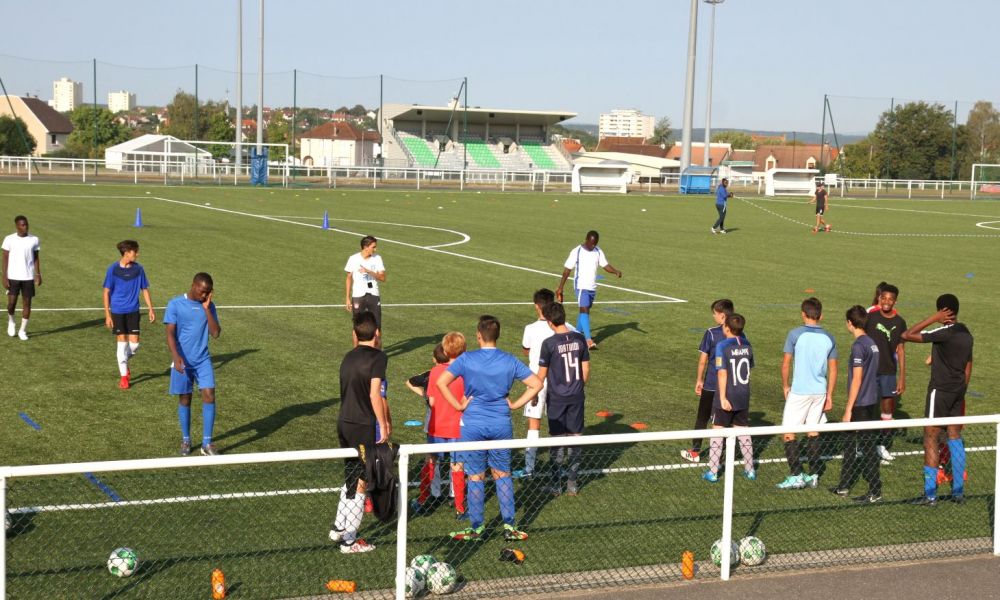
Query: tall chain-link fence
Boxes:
[{"xmin": 4, "ymin": 417, "xmax": 998, "ymax": 599}]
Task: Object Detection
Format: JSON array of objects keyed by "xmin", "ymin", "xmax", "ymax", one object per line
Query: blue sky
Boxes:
[{"xmin": 2, "ymin": 0, "xmax": 997, "ymax": 133}]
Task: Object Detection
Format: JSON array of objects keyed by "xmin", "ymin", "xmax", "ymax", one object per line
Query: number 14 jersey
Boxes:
[{"xmin": 538, "ymin": 331, "xmax": 591, "ymax": 403}]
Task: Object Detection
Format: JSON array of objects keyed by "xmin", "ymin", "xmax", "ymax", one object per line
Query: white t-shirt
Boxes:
[
  {"xmin": 563, "ymin": 245, "xmax": 608, "ymax": 292},
  {"xmin": 2, "ymin": 233, "xmax": 40, "ymax": 281},
  {"xmin": 344, "ymin": 252, "xmax": 385, "ymax": 297},
  {"xmin": 522, "ymin": 319, "xmax": 577, "ymax": 372}
]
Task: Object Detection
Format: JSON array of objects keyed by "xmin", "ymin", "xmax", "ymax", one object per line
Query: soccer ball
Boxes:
[
  {"xmin": 710, "ymin": 539, "xmax": 739, "ymax": 567},
  {"xmin": 404, "ymin": 566, "xmax": 426, "ymax": 597},
  {"xmin": 426, "ymin": 561, "xmax": 458, "ymax": 594},
  {"xmin": 738, "ymin": 536, "xmax": 767, "ymax": 566},
  {"xmin": 410, "ymin": 554, "xmax": 438, "ymax": 575},
  {"xmin": 107, "ymin": 547, "xmax": 138, "ymax": 577}
]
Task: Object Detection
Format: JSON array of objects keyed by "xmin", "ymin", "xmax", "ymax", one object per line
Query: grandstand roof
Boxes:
[{"xmin": 382, "ymin": 103, "xmax": 576, "ymax": 126}]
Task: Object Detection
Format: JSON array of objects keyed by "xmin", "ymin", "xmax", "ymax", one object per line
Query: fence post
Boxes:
[
  {"xmin": 720, "ymin": 432, "xmax": 737, "ymax": 580},
  {"xmin": 994, "ymin": 422, "xmax": 1000, "ymax": 556},
  {"xmin": 395, "ymin": 451, "xmax": 411, "ymax": 599}
]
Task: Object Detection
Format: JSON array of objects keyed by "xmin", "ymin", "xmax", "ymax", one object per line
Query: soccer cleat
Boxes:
[
  {"xmin": 776, "ymin": 474, "xmax": 806, "ymax": 490},
  {"xmin": 409, "ymin": 499, "xmax": 428, "ymax": 516},
  {"xmin": 566, "ymin": 480, "xmax": 579, "ymax": 496},
  {"xmin": 502, "ymin": 524, "xmax": 529, "ymax": 541},
  {"xmin": 853, "ymin": 493, "xmax": 883, "ymax": 504},
  {"xmin": 951, "ymin": 494, "xmax": 966, "ymax": 505},
  {"xmin": 455, "ymin": 510, "xmax": 470, "ymax": 521},
  {"xmin": 829, "ymin": 486, "xmax": 850, "ymax": 497},
  {"xmin": 340, "ymin": 538, "xmax": 375, "ymax": 554},
  {"xmin": 911, "ymin": 495, "xmax": 937, "ymax": 507},
  {"xmin": 364, "ymin": 497, "xmax": 374, "ymax": 513},
  {"xmin": 7, "ymin": 322, "xmax": 15, "ymax": 337},
  {"xmin": 743, "ymin": 469, "xmax": 757, "ymax": 481},
  {"xmin": 328, "ymin": 528, "xmax": 345, "ymax": 542},
  {"xmin": 17, "ymin": 330, "xmax": 28, "ymax": 341},
  {"xmin": 804, "ymin": 474, "xmax": 820, "ymax": 488},
  {"xmin": 200, "ymin": 443, "xmax": 219, "ymax": 456},
  {"xmin": 179, "ymin": 441, "xmax": 192, "ymax": 456},
  {"xmin": 118, "ymin": 376, "xmax": 130, "ymax": 390},
  {"xmin": 877, "ymin": 446, "xmax": 894, "ymax": 461},
  {"xmin": 548, "ymin": 482, "xmax": 563, "ymax": 497},
  {"xmin": 512, "ymin": 468, "xmax": 532, "ymax": 479},
  {"xmin": 587, "ymin": 340, "xmax": 598, "ymax": 350},
  {"xmin": 711, "ymin": 227, "xmax": 718, "ymax": 234},
  {"xmin": 702, "ymin": 470, "xmax": 719, "ymax": 483},
  {"xmin": 719, "ymin": 229, "xmax": 727, "ymax": 234},
  {"xmin": 937, "ymin": 466, "xmax": 951, "ymax": 485},
  {"xmin": 680, "ymin": 449, "xmax": 701, "ymax": 463},
  {"xmin": 450, "ymin": 526, "xmax": 484, "ymax": 541},
  {"xmin": 812, "ymin": 227, "xmax": 818, "ymax": 234},
  {"xmin": 825, "ymin": 225, "xmax": 831, "ymax": 232}
]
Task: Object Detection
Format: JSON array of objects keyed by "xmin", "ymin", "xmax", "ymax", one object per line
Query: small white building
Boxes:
[
  {"xmin": 300, "ymin": 121, "xmax": 381, "ymax": 167},
  {"xmin": 108, "ymin": 91, "xmax": 136, "ymax": 113},
  {"xmin": 572, "ymin": 160, "xmax": 630, "ymax": 193},
  {"xmin": 599, "ymin": 109, "xmax": 655, "ymax": 140},
  {"xmin": 51, "ymin": 77, "xmax": 82, "ymax": 113},
  {"xmin": 104, "ymin": 134, "xmax": 213, "ymax": 172}
]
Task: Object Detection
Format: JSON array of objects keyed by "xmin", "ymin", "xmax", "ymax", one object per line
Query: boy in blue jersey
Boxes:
[
  {"xmin": 164, "ymin": 272, "xmax": 221, "ymax": 456},
  {"xmin": 703, "ymin": 314, "xmax": 756, "ymax": 482},
  {"xmin": 831, "ymin": 306, "xmax": 882, "ymax": 503},
  {"xmin": 102, "ymin": 240, "xmax": 156, "ymax": 390},
  {"xmin": 555, "ymin": 231, "xmax": 623, "ymax": 350},
  {"xmin": 533, "ymin": 302, "xmax": 590, "ymax": 496},
  {"xmin": 683, "ymin": 298, "xmax": 735, "ymax": 463},
  {"xmin": 711, "ymin": 177, "xmax": 733, "ymax": 234},
  {"xmin": 778, "ymin": 297, "xmax": 838, "ymax": 490},
  {"xmin": 436, "ymin": 315, "xmax": 542, "ymax": 542}
]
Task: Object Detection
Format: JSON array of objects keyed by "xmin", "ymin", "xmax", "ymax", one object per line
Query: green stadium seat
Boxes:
[
  {"xmin": 462, "ymin": 140, "xmax": 502, "ymax": 168},
  {"xmin": 401, "ymin": 136, "xmax": 439, "ymax": 167},
  {"xmin": 520, "ymin": 141, "xmax": 558, "ymax": 170}
]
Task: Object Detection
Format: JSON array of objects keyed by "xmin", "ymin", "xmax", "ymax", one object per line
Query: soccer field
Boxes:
[{"xmin": 2, "ymin": 182, "xmax": 999, "ymax": 597}]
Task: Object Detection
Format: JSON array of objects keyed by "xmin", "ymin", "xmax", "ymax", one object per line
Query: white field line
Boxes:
[
  {"xmin": 976, "ymin": 220, "xmax": 1000, "ymax": 230},
  {"xmin": 151, "ymin": 195, "xmax": 686, "ymax": 302},
  {"xmin": 29, "ymin": 300, "xmax": 677, "ymax": 313},
  {"xmin": 260, "ymin": 215, "xmax": 470, "ymax": 248},
  {"xmin": 745, "ymin": 195, "xmax": 1000, "ymax": 219},
  {"xmin": 10, "ymin": 445, "xmax": 993, "ymax": 515},
  {"xmin": 0, "ymin": 193, "xmax": 150, "ymax": 199}
]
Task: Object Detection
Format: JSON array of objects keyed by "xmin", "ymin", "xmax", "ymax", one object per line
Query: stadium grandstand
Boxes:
[{"xmin": 379, "ymin": 101, "xmax": 576, "ymax": 171}]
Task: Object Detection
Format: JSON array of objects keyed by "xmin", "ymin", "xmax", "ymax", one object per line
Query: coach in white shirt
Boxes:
[
  {"xmin": 344, "ymin": 235, "xmax": 386, "ymax": 331},
  {"xmin": 2, "ymin": 215, "xmax": 41, "ymax": 340}
]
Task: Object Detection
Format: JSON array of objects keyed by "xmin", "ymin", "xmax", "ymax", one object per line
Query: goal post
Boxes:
[
  {"xmin": 971, "ymin": 163, "xmax": 1000, "ymax": 199},
  {"xmin": 166, "ymin": 139, "xmax": 291, "ymax": 186}
]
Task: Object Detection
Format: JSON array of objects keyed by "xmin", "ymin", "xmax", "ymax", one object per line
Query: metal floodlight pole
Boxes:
[
  {"xmin": 235, "ymin": 0, "xmax": 243, "ymax": 179},
  {"xmin": 680, "ymin": 0, "xmax": 699, "ymax": 172},
  {"xmin": 703, "ymin": 0, "xmax": 724, "ymax": 167},
  {"xmin": 256, "ymin": 0, "xmax": 264, "ymax": 153}
]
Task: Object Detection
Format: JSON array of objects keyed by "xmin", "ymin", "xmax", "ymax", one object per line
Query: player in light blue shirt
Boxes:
[
  {"xmin": 436, "ymin": 315, "xmax": 542, "ymax": 542},
  {"xmin": 164, "ymin": 272, "xmax": 221, "ymax": 456}
]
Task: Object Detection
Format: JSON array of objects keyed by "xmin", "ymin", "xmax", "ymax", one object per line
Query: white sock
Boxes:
[
  {"xmin": 19, "ymin": 318, "xmax": 28, "ymax": 333},
  {"xmin": 333, "ymin": 486, "xmax": 349, "ymax": 531},
  {"xmin": 342, "ymin": 493, "xmax": 366, "ymax": 544},
  {"xmin": 7, "ymin": 315, "xmax": 13, "ymax": 326},
  {"xmin": 525, "ymin": 429, "xmax": 540, "ymax": 472},
  {"xmin": 128, "ymin": 341, "xmax": 140, "ymax": 357},
  {"xmin": 738, "ymin": 435, "xmax": 754, "ymax": 472},
  {"xmin": 116, "ymin": 342, "xmax": 129, "ymax": 376}
]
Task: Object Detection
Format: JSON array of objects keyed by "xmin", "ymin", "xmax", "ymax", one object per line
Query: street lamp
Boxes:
[{"xmin": 703, "ymin": 0, "xmax": 724, "ymax": 167}]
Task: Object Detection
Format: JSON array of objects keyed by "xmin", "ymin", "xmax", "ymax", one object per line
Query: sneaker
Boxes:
[
  {"xmin": 502, "ymin": 524, "xmax": 529, "ymax": 541},
  {"xmin": 719, "ymin": 229, "xmax": 727, "ymax": 234},
  {"xmin": 776, "ymin": 474, "xmax": 806, "ymax": 490},
  {"xmin": 7, "ymin": 322, "xmax": 14, "ymax": 337},
  {"xmin": 911, "ymin": 495, "xmax": 937, "ymax": 507},
  {"xmin": 566, "ymin": 480, "xmax": 579, "ymax": 496},
  {"xmin": 179, "ymin": 441, "xmax": 191, "ymax": 456},
  {"xmin": 743, "ymin": 469, "xmax": 757, "ymax": 481},
  {"xmin": 450, "ymin": 526, "xmax": 484, "ymax": 541},
  {"xmin": 680, "ymin": 449, "xmax": 701, "ymax": 463},
  {"xmin": 328, "ymin": 528, "xmax": 345, "ymax": 542},
  {"xmin": 711, "ymin": 227, "xmax": 718, "ymax": 234},
  {"xmin": 702, "ymin": 470, "xmax": 719, "ymax": 483},
  {"xmin": 853, "ymin": 493, "xmax": 883, "ymax": 504},
  {"xmin": 804, "ymin": 474, "xmax": 820, "ymax": 488},
  {"xmin": 829, "ymin": 486, "xmax": 850, "ymax": 497},
  {"xmin": 118, "ymin": 376, "xmax": 130, "ymax": 390},
  {"xmin": 200, "ymin": 443, "xmax": 219, "ymax": 456},
  {"xmin": 512, "ymin": 468, "xmax": 531, "ymax": 479},
  {"xmin": 340, "ymin": 538, "xmax": 375, "ymax": 553},
  {"xmin": 877, "ymin": 446, "xmax": 894, "ymax": 461},
  {"xmin": 17, "ymin": 330, "xmax": 28, "ymax": 341}
]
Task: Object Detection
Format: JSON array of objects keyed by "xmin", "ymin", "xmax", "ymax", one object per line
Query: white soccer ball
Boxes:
[
  {"xmin": 107, "ymin": 547, "xmax": 138, "ymax": 577},
  {"xmin": 710, "ymin": 539, "xmax": 739, "ymax": 567},
  {"xmin": 410, "ymin": 554, "xmax": 437, "ymax": 575},
  {"xmin": 404, "ymin": 566, "xmax": 426, "ymax": 597},
  {"xmin": 426, "ymin": 561, "xmax": 458, "ymax": 594},
  {"xmin": 738, "ymin": 536, "xmax": 767, "ymax": 566}
]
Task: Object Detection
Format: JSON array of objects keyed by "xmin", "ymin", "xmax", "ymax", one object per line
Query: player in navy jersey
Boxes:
[
  {"xmin": 531, "ymin": 302, "xmax": 590, "ymax": 496},
  {"xmin": 902, "ymin": 294, "xmax": 974, "ymax": 506},
  {"xmin": 703, "ymin": 314, "xmax": 756, "ymax": 482},
  {"xmin": 102, "ymin": 240, "xmax": 156, "ymax": 389},
  {"xmin": 683, "ymin": 299, "xmax": 735, "ymax": 463},
  {"xmin": 831, "ymin": 306, "xmax": 883, "ymax": 503}
]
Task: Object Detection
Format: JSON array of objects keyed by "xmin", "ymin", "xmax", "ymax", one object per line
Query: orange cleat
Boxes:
[{"xmin": 119, "ymin": 375, "xmax": 130, "ymax": 390}]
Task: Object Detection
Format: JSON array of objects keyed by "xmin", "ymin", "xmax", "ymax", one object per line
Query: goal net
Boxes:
[{"xmin": 971, "ymin": 163, "xmax": 1000, "ymax": 199}]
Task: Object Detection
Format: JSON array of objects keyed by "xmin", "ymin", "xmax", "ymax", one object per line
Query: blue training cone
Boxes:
[
  {"xmin": 133, "ymin": 208, "xmax": 143, "ymax": 228},
  {"xmin": 322, "ymin": 210, "xmax": 329, "ymax": 230}
]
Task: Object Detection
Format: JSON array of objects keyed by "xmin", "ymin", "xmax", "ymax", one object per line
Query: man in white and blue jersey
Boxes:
[
  {"xmin": 703, "ymin": 314, "xmax": 756, "ymax": 483},
  {"xmin": 533, "ymin": 302, "xmax": 590, "ymax": 496},
  {"xmin": 102, "ymin": 240, "xmax": 156, "ymax": 390},
  {"xmin": 436, "ymin": 315, "xmax": 542, "ymax": 542},
  {"xmin": 778, "ymin": 297, "xmax": 838, "ymax": 490},
  {"xmin": 164, "ymin": 272, "xmax": 221, "ymax": 456},
  {"xmin": 555, "ymin": 230, "xmax": 623, "ymax": 350},
  {"xmin": 831, "ymin": 306, "xmax": 882, "ymax": 503}
]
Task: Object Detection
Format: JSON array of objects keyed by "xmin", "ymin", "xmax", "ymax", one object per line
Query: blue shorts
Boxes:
[
  {"xmin": 169, "ymin": 359, "xmax": 215, "ymax": 395},
  {"xmin": 877, "ymin": 374, "xmax": 898, "ymax": 398},
  {"xmin": 427, "ymin": 434, "xmax": 460, "ymax": 463},
  {"xmin": 577, "ymin": 289, "xmax": 596, "ymax": 309},
  {"xmin": 458, "ymin": 420, "xmax": 513, "ymax": 475}
]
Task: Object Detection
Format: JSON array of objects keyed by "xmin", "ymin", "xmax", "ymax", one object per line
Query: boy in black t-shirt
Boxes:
[
  {"xmin": 863, "ymin": 283, "xmax": 907, "ymax": 462},
  {"xmin": 901, "ymin": 294, "xmax": 974, "ymax": 506}
]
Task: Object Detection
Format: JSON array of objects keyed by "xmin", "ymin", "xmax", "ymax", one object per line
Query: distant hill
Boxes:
[{"xmin": 561, "ymin": 123, "xmax": 865, "ymax": 146}]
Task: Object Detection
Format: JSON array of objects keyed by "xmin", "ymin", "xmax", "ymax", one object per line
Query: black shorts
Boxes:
[
  {"xmin": 925, "ymin": 388, "xmax": 966, "ymax": 419},
  {"xmin": 111, "ymin": 311, "xmax": 141, "ymax": 335},
  {"xmin": 352, "ymin": 294, "xmax": 382, "ymax": 330},
  {"xmin": 548, "ymin": 400, "xmax": 584, "ymax": 436},
  {"xmin": 6, "ymin": 279, "xmax": 34, "ymax": 298},
  {"xmin": 712, "ymin": 407, "xmax": 749, "ymax": 427},
  {"xmin": 815, "ymin": 204, "xmax": 826, "ymax": 215},
  {"xmin": 338, "ymin": 420, "xmax": 376, "ymax": 496}
]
